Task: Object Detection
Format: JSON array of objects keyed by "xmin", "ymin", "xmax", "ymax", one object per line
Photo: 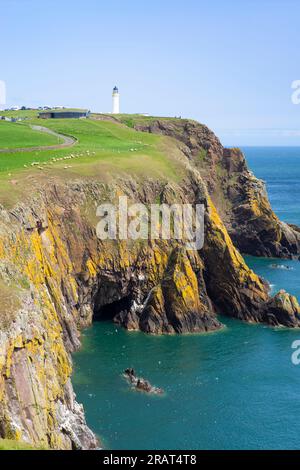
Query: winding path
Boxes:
[{"xmin": 0, "ymin": 125, "xmax": 77, "ymax": 153}]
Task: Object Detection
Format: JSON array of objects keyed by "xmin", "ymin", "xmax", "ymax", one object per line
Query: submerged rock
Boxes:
[
  {"xmin": 270, "ymin": 264, "xmax": 293, "ymax": 270},
  {"xmin": 123, "ymin": 369, "xmax": 164, "ymax": 395}
]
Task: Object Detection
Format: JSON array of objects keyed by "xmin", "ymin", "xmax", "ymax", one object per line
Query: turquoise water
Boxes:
[
  {"xmin": 73, "ymin": 147, "xmax": 300, "ymax": 450},
  {"xmin": 243, "ymin": 146, "xmax": 300, "ymax": 225}
]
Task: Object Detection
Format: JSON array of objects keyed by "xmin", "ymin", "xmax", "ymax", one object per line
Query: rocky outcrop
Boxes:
[
  {"xmin": 261, "ymin": 290, "xmax": 300, "ymax": 327},
  {"xmin": 133, "ymin": 118, "xmax": 300, "ymax": 258},
  {"xmin": 201, "ymin": 197, "xmax": 270, "ymax": 322},
  {"xmin": 0, "ymin": 200, "xmax": 98, "ymax": 450},
  {"xmin": 123, "ymin": 368, "xmax": 164, "ymax": 395},
  {"xmin": 117, "ymin": 248, "xmax": 221, "ymax": 334}
]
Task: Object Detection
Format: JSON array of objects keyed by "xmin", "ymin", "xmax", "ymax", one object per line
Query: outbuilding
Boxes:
[{"xmin": 39, "ymin": 110, "xmax": 90, "ymax": 119}]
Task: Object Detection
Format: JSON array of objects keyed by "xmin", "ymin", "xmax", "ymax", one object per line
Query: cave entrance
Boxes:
[{"xmin": 93, "ymin": 294, "xmax": 132, "ymax": 321}]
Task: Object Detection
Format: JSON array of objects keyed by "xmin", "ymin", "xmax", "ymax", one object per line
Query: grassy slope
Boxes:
[
  {"xmin": 0, "ymin": 109, "xmax": 39, "ymax": 119},
  {"xmin": 92, "ymin": 113, "xmax": 182, "ymax": 128},
  {"xmin": 0, "ymin": 121, "xmax": 62, "ymax": 149},
  {"xmin": 0, "ymin": 117, "xmax": 184, "ymax": 181}
]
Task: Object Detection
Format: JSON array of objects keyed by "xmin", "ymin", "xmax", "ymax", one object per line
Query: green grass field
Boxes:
[
  {"xmin": 91, "ymin": 113, "xmax": 183, "ymax": 128},
  {"xmin": 0, "ymin": 109, "xmax": 39, "ymax": 119},
  {"xmin": 0, "ymin": 116, "xmax": 183, "ymax": 183},
  {"xmin": 0, "ymin": 121, "xmax": 62, "ymax": 149}
]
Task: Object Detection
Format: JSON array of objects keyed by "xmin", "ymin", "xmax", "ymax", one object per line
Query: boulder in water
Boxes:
[{"xmin": 123, "ymin": 369, "xmax": 163, "ymax": 395}]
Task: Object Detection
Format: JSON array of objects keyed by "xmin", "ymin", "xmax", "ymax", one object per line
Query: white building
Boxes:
[{"xmin": 112, "ymin": 86, "xmax": 120, "ymax": 114}]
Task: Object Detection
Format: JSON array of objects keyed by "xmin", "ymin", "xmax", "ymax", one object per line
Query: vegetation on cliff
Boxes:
[{"xmin": 0, "ymin": 438, "xmax": 43, "ymax": 450}]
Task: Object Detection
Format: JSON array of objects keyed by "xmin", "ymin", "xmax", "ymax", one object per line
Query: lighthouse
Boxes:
[{"xmin": 112, "ymin": 86, "xmax": 120, "ymax": 114}]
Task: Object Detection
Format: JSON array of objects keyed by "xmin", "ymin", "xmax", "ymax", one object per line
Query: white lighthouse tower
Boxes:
[{"xmin": 112, "ymin": 86, "xmax": 120, "ymax": 114}]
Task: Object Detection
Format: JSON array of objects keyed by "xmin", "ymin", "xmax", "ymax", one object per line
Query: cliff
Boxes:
[
  {"xmin": 132, "ymin": 118, "xmax": 300, "ymax": 258},
  {"xmin": 0, "ymin": 116, "xmax": 299, "ymax": 449}
]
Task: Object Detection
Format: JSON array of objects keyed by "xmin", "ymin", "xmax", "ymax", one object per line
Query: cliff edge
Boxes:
[{"xmin": 132, "ymin": 118, "xmax": 300, "ymax": 258}]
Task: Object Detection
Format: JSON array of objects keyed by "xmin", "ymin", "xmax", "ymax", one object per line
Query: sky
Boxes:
[{"xmin": 1, "ymin": 0, "xmax": 300, "ymax": 146}]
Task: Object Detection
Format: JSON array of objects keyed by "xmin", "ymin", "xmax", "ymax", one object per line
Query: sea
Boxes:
[{"xmin": 73, "ymin": 147, "xmax": 300, "ymax": 450}]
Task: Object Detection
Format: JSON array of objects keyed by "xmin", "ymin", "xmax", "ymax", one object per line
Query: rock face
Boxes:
[
  {"xmin": 117, "ymin": 248, "xmax": 221, "ymax": 334},
  {"xmin": 0, "ymin": 199, "xmax": 98, "ymax": 450},
  {"xmin": 261, "ymin": 290, "xmax": 300, "ymax": 327},
  {"xmin": 134, "ymin": 119, "xmax": 300, "ymax": 258},
  {"xmin": 0, "ymin": 117, "xmax": 300, "ymax": 448}
]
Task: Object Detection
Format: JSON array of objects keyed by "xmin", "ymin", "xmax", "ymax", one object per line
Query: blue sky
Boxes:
[{"xmin": 1, "ymin": 0, "xmax": 300, "ymax": 145}]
